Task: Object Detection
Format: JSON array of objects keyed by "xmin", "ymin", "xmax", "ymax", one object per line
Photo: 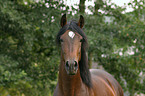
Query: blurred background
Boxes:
[{"xmin": 0, "ymin": 0, "xmax": 145, "ymax": 96}]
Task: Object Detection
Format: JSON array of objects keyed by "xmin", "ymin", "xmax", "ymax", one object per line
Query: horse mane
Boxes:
[
  {"xmin": 79, "ymin": 41, "xmax": 92, "ymax": 88},
  {"xmin": 56, "ymin": 20, "xmax": 92, "ymax": 88}
]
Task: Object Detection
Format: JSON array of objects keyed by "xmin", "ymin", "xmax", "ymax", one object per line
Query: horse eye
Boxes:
[
  {"xmin": 80, "ymin": 39, "xmax": 83, "ymax": 42},
  {"xmin": 60, "ymin": 39, "xmax": 63, "ymax": 42}
]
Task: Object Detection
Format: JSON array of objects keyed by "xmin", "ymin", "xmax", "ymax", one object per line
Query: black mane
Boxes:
[{"xmin": 56, "ymin": 20, "xmax": 92, "ymax": 88}]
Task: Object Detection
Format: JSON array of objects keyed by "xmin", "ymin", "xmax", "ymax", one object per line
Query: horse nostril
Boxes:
[
  {"xmin": 66, "ymin": 61, "xmax": 69, "ymax": 67},
  {"xmin": 74, "ymin": 61, "xmax": 78, "ymax": 67}
]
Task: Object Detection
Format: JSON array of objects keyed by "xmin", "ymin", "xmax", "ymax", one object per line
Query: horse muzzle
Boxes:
[{"xmin": 65, "ymin": 60, "xmax": 78, "ymax": 75}]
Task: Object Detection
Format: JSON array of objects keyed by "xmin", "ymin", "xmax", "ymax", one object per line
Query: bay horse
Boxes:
[{"xmin": 54, "ymin": 14, "xmax": 124, "ymax": 96}]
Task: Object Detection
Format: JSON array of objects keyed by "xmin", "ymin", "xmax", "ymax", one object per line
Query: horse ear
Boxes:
[
  {"xmin": 60, "ymin": 14, "xmax": 67, "ymax": 27},
  {"xmin": 78, "ymin": 15, "xmax": 84, "ymax": 28}
]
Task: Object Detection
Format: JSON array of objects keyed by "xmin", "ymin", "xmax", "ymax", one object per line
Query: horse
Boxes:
[{"xmin": 54, "ymin": 14, "xmax": 124, "ymax": 96}]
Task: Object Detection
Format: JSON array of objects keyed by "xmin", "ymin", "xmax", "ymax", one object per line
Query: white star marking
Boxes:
[{"xmin": 68, "ymin": 31, "xmax": 75, "ymax": 39}]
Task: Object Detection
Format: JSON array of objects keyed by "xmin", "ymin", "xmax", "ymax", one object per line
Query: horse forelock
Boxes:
[{"xmin": 56, "ymin": 20, "xmax": 87, "ymax": 44}]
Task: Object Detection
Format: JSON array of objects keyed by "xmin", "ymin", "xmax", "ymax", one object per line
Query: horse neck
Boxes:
[{"xmin": 58, "ymin": 53, "xmax": 83, "ymax": 95}]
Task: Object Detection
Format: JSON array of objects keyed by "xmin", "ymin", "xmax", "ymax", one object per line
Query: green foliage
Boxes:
[
  {"xmin": 0, "ymin": 0, "xmax": 145, "ymax": 96},
  {"xmin": 0, "ymin": 0, "xmax": 62, "ymax": 95}
]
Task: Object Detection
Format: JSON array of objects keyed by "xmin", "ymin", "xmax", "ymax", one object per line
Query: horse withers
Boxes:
[{"xmin": 54, "ymin": 14, "xmax": 124, "ymax": 96}]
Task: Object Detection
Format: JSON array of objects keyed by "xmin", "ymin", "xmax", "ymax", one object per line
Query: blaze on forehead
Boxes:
[{"xmin": 68, "ymin": 31, "xmax": 75, "ymax": 39}]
